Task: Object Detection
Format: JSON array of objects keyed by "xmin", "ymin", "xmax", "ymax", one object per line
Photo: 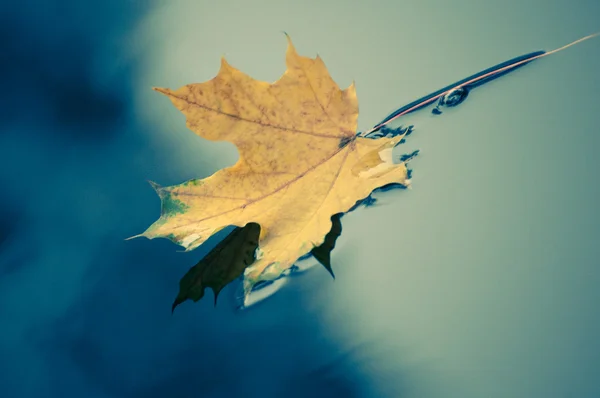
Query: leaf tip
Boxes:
[
  {"xmin": 124, "ymin": 233, "xmax": 144, "ymax": 241},
  {"xmin": 152, "ymin": 87, "xmax": 171, "ymax": 96},
  {"xmin": 219, "ymin": 56, "xmax": 233, "ymax": 73},
  {"xmin": 344, "ymin": 81, "xmax": 357, "ymax": 100},
  {"xmin": 147, "ymin": 180, "xmax": 162, "ymax": 192},
  {"xmin": 284, "ymin": 33, "xmax": 298, "ymax": 62}
]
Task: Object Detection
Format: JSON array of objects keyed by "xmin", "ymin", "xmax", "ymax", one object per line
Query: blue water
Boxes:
[{"xmin": 2, "ymin": 1, "xmax": 600, "ymax": 397}]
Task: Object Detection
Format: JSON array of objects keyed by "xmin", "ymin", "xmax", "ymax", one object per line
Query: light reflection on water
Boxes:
[{"xmin": 133, "ymin": 1, "xmax": 600, "ymax": 396}]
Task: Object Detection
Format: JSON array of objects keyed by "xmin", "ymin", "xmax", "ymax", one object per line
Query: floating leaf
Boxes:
[
  {"xmin": 132, "ymin": 36, "xmax": 412, "ymax": 301},
  {"xmin": 131, "ymin": 32, "xmax": 599, "ymax": 308}
]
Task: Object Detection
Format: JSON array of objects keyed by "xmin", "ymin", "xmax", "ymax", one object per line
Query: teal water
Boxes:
[{"xmin": 1, "ymin": 0, "xmax": 599, "ymax": 397}]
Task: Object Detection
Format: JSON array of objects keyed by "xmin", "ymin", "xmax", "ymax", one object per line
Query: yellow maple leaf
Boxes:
[{"xmin": 132, "ymin": 36, "xmax": 411, "ymax": 296}]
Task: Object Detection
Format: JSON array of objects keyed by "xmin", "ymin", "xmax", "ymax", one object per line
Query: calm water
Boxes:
[{"xmin": 1, "ymin": 1, "xmax": 599, "ymax": 397}]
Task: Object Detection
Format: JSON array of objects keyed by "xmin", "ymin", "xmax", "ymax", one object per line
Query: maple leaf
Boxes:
[{"xmin": 131, "ymin": 35, "xmax": 412, "ymax": 300}]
